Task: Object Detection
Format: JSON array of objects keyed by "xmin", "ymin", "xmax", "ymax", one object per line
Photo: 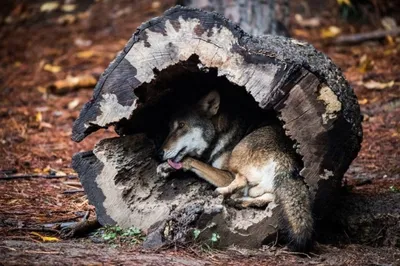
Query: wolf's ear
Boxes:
[{"xmin": 197, "ymin": 90, "xmax": 220, "ymax": 117}]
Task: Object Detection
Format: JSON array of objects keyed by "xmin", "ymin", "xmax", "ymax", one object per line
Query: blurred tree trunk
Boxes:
[{"xmin": 179, "ymin": 0, "xmax": 290, "ymax": 36}]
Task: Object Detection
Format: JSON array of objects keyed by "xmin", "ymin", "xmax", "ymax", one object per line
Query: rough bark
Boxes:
[
  {"xmin": 178, "ymin": 0, "xmax": 290, "ymax": 36},
  {"xmin": 71, "ymin": 6, "xmax": 363, "ymax": 249}
]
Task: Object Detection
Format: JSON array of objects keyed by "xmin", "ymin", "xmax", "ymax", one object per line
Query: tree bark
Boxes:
[{"xmin": 179, "ymin": 0, "xmax": 290, "ymax": 36}]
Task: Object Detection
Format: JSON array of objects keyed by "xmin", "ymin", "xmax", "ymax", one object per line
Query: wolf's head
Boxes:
[{"xmin": 158, "ymin": 90, "xmax": 220, "ymax": 163}]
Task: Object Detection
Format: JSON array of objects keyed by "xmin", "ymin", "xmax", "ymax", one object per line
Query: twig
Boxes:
[
  {"xmin": 0, "ymin": 169, "xmax": 17, "ymax": 175},
  {"xmin": 42, "ymin": 222, "xmax": 76, "ymax": 229},
  {"xmin": 62, "ymin": 189, "xmax": 84, "ymax": 194},
  {"xmin": 62, "ymin": 181, "xmax": 82, "ymax": 186},
  {"xmin": 24, "ymin": 250, "xmax": 61, "ymax": 254},
  {"xmin": 332, "ymin": 27, "xmax": 400, "ymax": 45},
  {"xmin": 0, "ymin": 245, "xmax": 17, "ymax": 251},
  {"xmin": 0, "ymin": 174, "xmax": 77, "ymax": 181}
]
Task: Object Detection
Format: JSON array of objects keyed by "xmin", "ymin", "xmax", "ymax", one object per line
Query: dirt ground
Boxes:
[{"xmin": 0, "ymin": 0, "xmax": 399, "ymax": 265}]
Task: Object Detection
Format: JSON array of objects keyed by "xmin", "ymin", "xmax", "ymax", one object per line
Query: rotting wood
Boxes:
[{"xmin": 71, "ymin": 6, "xmax": 362, "ymax": 249}]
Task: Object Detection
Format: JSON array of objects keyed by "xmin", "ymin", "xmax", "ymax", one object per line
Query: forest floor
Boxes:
[{"xmin": 0, "ymin": 0, "xmax": 399, "ymax": 265}]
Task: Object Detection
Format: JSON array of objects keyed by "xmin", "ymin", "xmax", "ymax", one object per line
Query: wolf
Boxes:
[{"xmin": 157, "ymin": 90, "xmax": 314, "ymax": 252}]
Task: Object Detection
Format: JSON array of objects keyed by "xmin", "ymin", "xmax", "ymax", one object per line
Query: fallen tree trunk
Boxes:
[
  {"xmin": 332, "ymin": 27, "xmax": 400, "ymax": 45},
  {"xmin": 179, "ymin": 0, "xmax": 290, "ymax": 36},
  {"xmin": 71, "ymin": 6, "xmax": 362, "ymax": 249}
]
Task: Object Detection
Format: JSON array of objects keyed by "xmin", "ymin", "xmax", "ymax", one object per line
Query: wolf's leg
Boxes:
[
  {"xmin": 227, "ymin": 193, "xmax": 275, "ymax": 208},
  {"xmin": 215, "ymin": 174, "xmax": 247, "ymax": 196},
  {"xmin": 182, "ymin": 157, "xmax": 234, "ymax": 187}
]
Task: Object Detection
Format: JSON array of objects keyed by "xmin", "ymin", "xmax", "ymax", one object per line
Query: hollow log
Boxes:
[{"xmin": 71, "ymin": 6, "xmax": 362, "ymax": 249}]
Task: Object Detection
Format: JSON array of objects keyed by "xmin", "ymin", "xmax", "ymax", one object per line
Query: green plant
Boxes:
[
  {"xmin": 210, "ymin": 233, "xmax": 220, "ymax": 243},
  {"xmin": 95, "ymin": 225, "xmax": 146, "ymax": 246},
  {"xmin": 389, "ymin": 185, "xmax": 400, "ymax": 193},
  {"xmin": 193, "ymin": 229, "xmax": 201, "ymax": 240},
  {"xmin": 191, "ymin": 228, "xmax": 221, "ymax": 252}
]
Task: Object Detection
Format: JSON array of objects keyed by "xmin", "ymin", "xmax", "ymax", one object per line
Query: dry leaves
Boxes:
[
  {"xmin": 358, "ymin": 80, "xmax": 396, "ymax": 90},
  {"xmin": 320, "ymin": 26, "xmax": 342, "ymax": 39},
  {"xmin": 57, "ymin": 14, "xmax": 77, "ymax": 25},
  {"xmin": 294, "ymin": 14, "xmax": 320, "ymax": 28},
  {"xmin": 61, "ymin": 4, "xmax": 77, "ymax": 13},
  {"xmin": 48, "ymin": 74, "xmax": 97, "ymax": 95},
  {"xmin": 76, "ymin": 50, "xmax": 95, "ymax": 59},
  {"xmin": 30, "ymin": 232, "xmax": 60, "ymax": 242},
  {"xmin": 358, "ymin": 98, "xmax": 369, "ymax": 105},
  {"xmin": 40, "ymin": 2, "xmax": 60, "ymax": 13},
  {"xmin": 358, "ymin": 55, "xmax": 374, "ymax": 73},
  {"xmin": 337, "ymin": 0, "xmax": 352, "ymax": 6},
  {"xmin": 43, "ymin": 64, "xmax": 62, "ymax": 73},
  {"xmin": 68, "ymin": 99, "xmax": 80, "ymax": 110}
]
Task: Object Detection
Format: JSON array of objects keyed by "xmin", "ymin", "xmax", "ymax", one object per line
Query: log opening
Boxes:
[{"xmin": 115, "ymin": 54, "xmax": 285, "ymax": 152}]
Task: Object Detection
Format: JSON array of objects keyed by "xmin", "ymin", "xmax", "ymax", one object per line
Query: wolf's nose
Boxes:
[{"xmin": 157, "ymin": 150, "xmax": 165, "ymax": 160}]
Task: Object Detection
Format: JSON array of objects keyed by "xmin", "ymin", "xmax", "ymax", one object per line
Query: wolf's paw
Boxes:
[
  {"xmin": 225, "ymin": 197, "xmax": 251, "ymax": 209},
  {"xmin": 181, "ymin": 157, "xmax": 194, "ymax": 171},
  {"xmin": 248, "ymin": 186, "xmax": 266, "ymax": 198},
  {"xmin": 156, "ymin": 162, "xmax": 175, "ymax": 178},
  {"xmin": 214, "ymin": 187, "xmax": 231, "ymax": 196}
]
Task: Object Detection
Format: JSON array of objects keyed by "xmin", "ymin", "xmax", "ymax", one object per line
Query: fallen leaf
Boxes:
[
  {"xmin": 37, "ymin": 86, "xmax": 48, "ymax": 94},
  {"xmin": 61, "ymin": 4, "xmax": 76, "ymax": 12},
  {"xmin": 386, "ymin": 36, "xmax": 395, "ymax": 46},
  {"xmin": 54, "ymin": 170, "xmax": 66, "ymax": 176},
  {"xmin": 320, "ymin": 26, "xmax": 341, "ymax": 39},
  {"xmin": 294, "ymin": 14, "xmax": 320, "ymax": 28},
  {"xmin": 358, "ymin": 55, "xmax": 374, "ymax": 73},
  {"xmin": 74, "ymin": 38, "xmax": 92, "ymax": 47},
  {"xmin": 33, "ymin": 168, "xmax": 42, "ymax": 173},
  {"xmin": 76, "ymin": 50, "xmax": 95, "ymax": 59},
  {"xmin": 337, "ymin": 0, "xmax": 352, "ymax": 6},
  {"xmin": 381, "ymin": 17, "xmax": 397, "ymax": 31},
  {"xmin": 43, "ymin": 64, "xmax": 62, "ymax": 73},
  {"xmin": 68, "ymin": 98, "xmax": 80, "ymax": 110},
  {"xmin": 383, "ymin": 48, "xmax": 397, "ymax": 56},
  {"xmin": 151, "ymin": 1, "xmax": 161, "ymax": 9},
  {"xmin": 40, "ymin": 122, "xmax": 53, "ymax": 129},
  {"xmin": 40, "ymin": 2, "xmax": 60, "ymax": 12},
  {"xmin": 363, "ymin": 80, "xmax": 395, "ymax": 90},
  {"xmin": 49, "ymin": 74, "xmax": 97, "ymax": 95},
  {"xmin": 35, "ymin": 112, "xmax": 42, "ymax": 122},
  {"xmin": 36, "ymin": 106, "xmax": 49, "ymax": 112},
  {"xmin": 358, "ymin": 98, "xmax": 368, "ymax": 105},
  {"xmin": 57, "ymin": 14, "xmax": 76, "ymax": 25},
  {"xmin": 43, "ymin": 165, "xmax": 52, "ymax": 173},
  {"xmin": 30, "ymin": 232, "xmax": 60, "ymax": 242}
]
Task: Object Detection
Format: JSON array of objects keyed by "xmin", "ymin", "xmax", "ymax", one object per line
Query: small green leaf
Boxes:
[
  {"xmin": 210, "ymin": 233, "xmax": 220, "ymax": 243},
  {"xmin": 193, "ymin": 229, "xmax": 201, "ymax": 240}
]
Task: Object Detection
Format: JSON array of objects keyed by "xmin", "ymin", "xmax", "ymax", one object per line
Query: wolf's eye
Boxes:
[{"xmin": 178, "ymin": 122, "xmax": 185, "ymax": 129}]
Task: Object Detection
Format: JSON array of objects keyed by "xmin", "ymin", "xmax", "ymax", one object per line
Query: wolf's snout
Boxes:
[{"xmin": 157, "ymin": 149, "xmax": 165, "ymax": 160}]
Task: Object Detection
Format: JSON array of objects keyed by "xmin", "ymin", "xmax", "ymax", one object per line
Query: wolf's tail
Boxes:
[{"xmin": 274, "ymin": 170, "xmax": 314, "ymax": 252}]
